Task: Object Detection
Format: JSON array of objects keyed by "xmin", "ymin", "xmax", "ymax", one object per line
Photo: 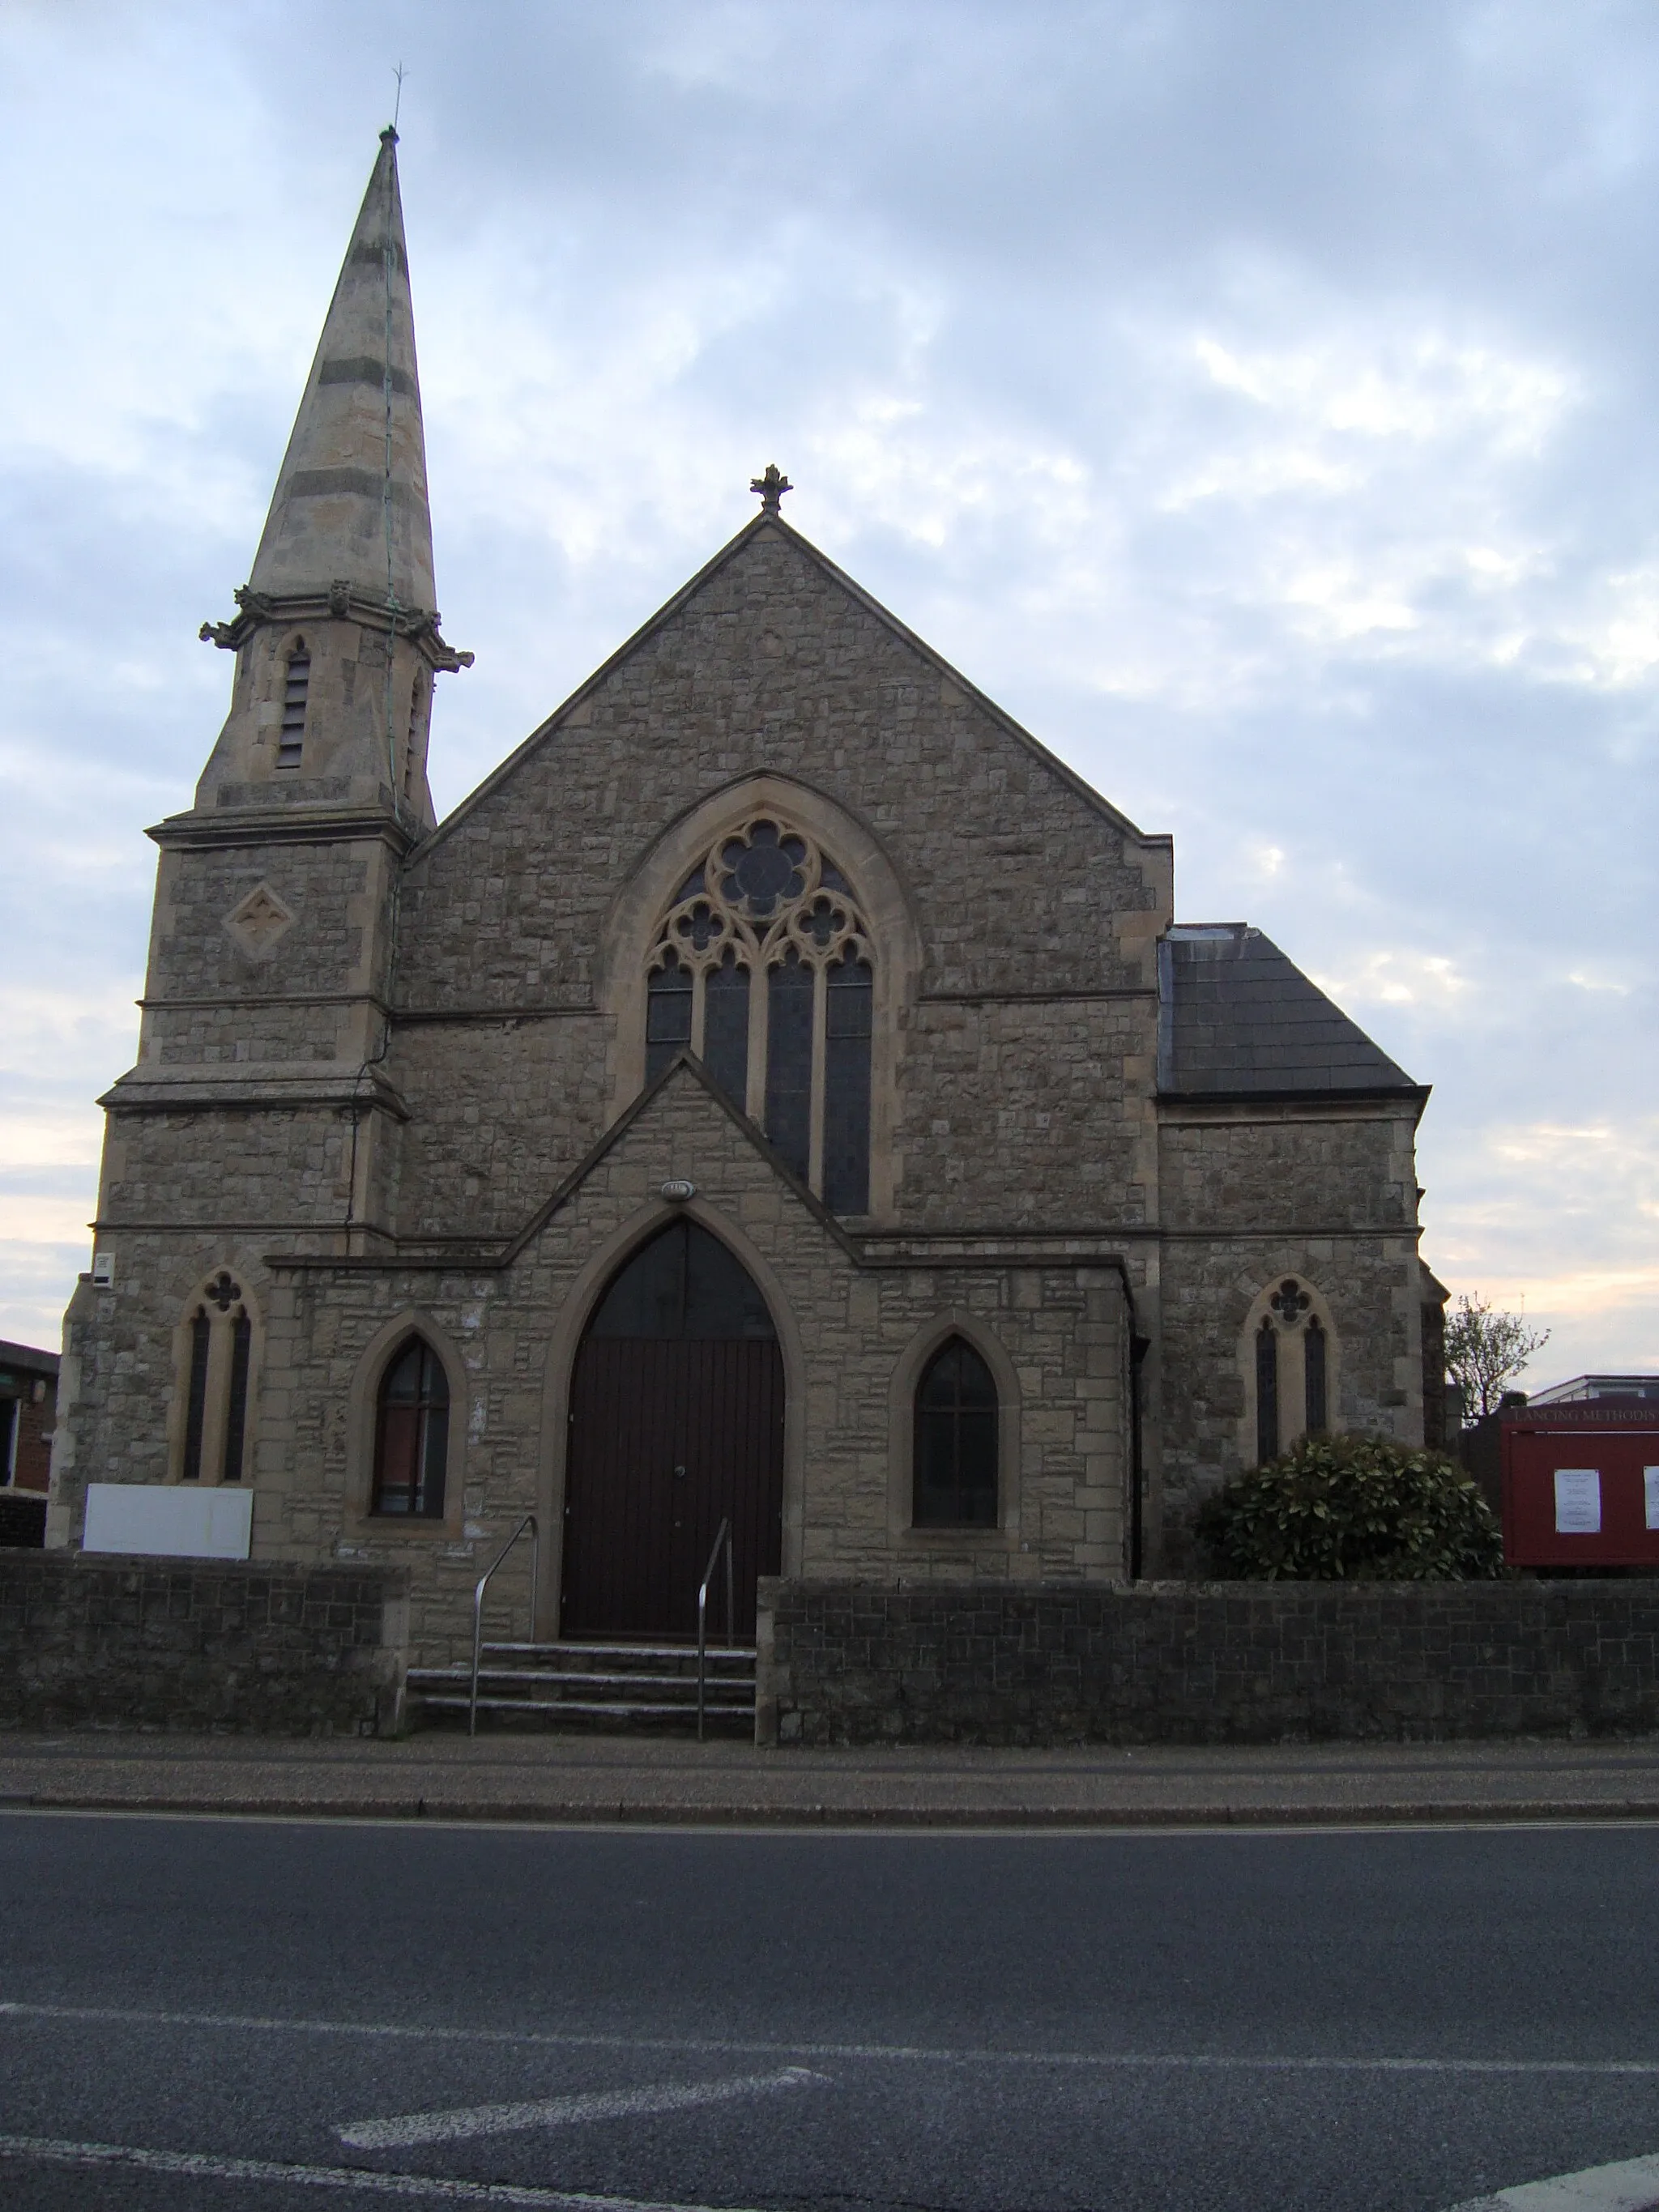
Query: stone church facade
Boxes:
[{"xmin": 49, "ymin": 134, "xmax": 1435, "ymax": 1661}]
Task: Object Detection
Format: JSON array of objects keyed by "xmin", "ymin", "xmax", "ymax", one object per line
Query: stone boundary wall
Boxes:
[
  {"xmin": 0, "ymin": 1554, "xmax": 409, "ymax": 1736},
  {"xmin": 757, "ymin": 1578, "xmax": 1659, "ymax": 1745}
]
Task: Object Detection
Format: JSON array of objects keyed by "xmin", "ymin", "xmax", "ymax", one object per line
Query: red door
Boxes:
[{"xmin": 561, "ymin": 1221, "xmax": 784, "ymax": 1641}]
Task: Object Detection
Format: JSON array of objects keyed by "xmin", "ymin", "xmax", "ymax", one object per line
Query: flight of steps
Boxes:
[{"xmin": 407, "ymin": 1640, "xmax": 758, "ymax": 1735}]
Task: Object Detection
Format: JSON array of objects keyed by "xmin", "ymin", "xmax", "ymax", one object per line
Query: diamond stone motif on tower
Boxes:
[{"xmin": 225, "ymin": 883, "xmax": 296, "ymax": 958}]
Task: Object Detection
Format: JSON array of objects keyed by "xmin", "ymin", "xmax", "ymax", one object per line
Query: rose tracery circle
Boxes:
[{"xmin": 649, "ymin": 816, "xmax": 870, "ymax": 979}]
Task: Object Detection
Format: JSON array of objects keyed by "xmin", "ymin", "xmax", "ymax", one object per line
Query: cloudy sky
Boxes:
[{"xmin": 3, "ymin": 0, "xmax": 1655, "ymax": 1387}]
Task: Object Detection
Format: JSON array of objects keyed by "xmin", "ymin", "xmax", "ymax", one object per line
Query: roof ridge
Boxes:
[{"xmin": 411, "ymin": 509, "xmax": 1162, "ymax": 863}]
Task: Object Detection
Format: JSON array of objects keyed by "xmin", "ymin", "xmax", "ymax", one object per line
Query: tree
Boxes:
[{"xmin": 1444, "ymin": 1292, "xmax": 1550, "ymax": 1421}]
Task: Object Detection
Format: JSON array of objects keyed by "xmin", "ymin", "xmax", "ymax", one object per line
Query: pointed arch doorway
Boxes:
[{"xmin": 561, "ymin": 1218, "xmax": 785, "ymax": 1641}]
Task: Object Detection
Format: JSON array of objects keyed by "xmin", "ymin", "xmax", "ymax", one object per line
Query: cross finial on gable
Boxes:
[{"xmin": 749, "ymin": 464, "xmax": 792, "ymax": 515}]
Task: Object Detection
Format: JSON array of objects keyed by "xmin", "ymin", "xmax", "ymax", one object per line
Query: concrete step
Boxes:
[
  {"xmin": 480, "ymin": 1640, "xmax": 756, "ymax": 1664},
  {"xmin": 408, "ymin": 1639, "xmax": 758, "ymax": 1735},
  {"xmin": 417, "ymin": 1694, "xmax": 757, "ymax": 1721},
  {"xmin": 409, "ymin": 1667, "xmax": 752, "ymax": 1694}
]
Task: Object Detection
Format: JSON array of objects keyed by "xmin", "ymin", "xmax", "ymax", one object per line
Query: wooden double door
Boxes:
[{"xmin": 560, "ymin": 1221, "xmax": 785, "ymax": 1642}]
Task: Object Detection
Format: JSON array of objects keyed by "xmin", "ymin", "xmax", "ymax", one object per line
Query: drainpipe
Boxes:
[{"xmin": 1108, "ymin": 1257, "xmax": 1153, "ymax": 1582}]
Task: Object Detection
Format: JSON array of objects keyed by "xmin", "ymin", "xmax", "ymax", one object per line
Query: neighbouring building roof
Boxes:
[
  {"xmin": 1529, "ymin": 1375, "xmax": 1659, "ymax": 1404},
  {"xmin": 1158, "ymin": 923, "xmax": 1421, "ymax": 1101},
  {"xmin": 0, "ymin": 1340, "xmax": 58, "ymax": 1382}
]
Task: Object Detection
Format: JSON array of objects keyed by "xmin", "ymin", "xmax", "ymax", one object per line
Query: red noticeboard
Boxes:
[{"xmin": 1502, "ymin": 1405, "xmax": 1659, "ymax": 1566}]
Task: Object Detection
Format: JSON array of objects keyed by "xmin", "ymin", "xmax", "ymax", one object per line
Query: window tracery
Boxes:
[{"xmin": 645, "ymin": 817, "xmax": 874, "ymax": 1213}]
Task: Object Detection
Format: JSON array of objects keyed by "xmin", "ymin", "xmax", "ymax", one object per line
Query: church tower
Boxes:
[
  {"xmin": 109, "ymin": 124, "xmax": 470, "ymax": 1204},
  {"xmin": 55, "ymin": 132, "xmax": 470, "ymax": 1511}
]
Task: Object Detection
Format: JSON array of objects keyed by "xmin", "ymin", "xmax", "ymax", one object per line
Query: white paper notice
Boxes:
[
  {"xmin": 1554, "ymin": 1468, "xmax": 1601, "ymax": 1535},
  {"xmin": 1645, "ymin": 1468, "xmax": 1659, "ymax": 1532}
]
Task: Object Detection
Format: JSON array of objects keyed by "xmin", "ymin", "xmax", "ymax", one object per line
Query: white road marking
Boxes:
[
  {"xmin": 1448, "ymin": 2147, "xmax": 1659, "ymax": 2209},
  {"xmin": 339, "ymin": 2068, "xmax": 826, "ymax": 2150},
  {"xmin": 2, "ymin": 1997, "xmax": 1657, "ymax": 2078},
  {"xmin": 0, "ymin": 2131, "xmax": 762, "ymax": 2208}
]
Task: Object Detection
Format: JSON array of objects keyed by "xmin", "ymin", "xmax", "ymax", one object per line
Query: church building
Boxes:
[{"xmin": 49, "ymin": 133, "xmax": 1436, "ymax": 1664}]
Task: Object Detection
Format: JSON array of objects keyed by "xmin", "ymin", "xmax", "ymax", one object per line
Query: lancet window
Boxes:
[
  {"xmin": 371, "ymin": 1336, "xmax": 450, "ymax": 1518},
  {"xmin": 174, "ymin": 1269, "xmax": 255, "ymax": 1485},
  {"xmin": 913, "ymin": 1337, "xmax": 1000, "ymax": 1528},
  {"xmin": 645, "ymin": 818, "xmax": 874, "ymax": 1213},
  {"xmin": 1247, "ymin": 1278, "xmax": 1333, "ymax": 1465}
]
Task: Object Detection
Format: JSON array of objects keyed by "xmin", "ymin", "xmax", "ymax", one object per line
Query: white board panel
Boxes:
[
  {"xmin": 1552, "ymin": 1468, "xmax": 1601, "ymax": 1535},
  {"xmin": 83, "ymin": 1484, "xmax": 253, "ymax": 1561}
]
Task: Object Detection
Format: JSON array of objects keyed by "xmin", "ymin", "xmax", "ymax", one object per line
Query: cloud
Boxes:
[
  {"xmin": 1310, "ymin": 950, "xmax": 1471, "ymax": 1012},
  {"xmin": 0, "ymin": 0, "xmax": 1654, "ymax": 1375}
]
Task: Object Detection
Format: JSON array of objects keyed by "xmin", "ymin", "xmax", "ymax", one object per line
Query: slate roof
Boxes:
[{"xmin": 1158, "ymin": 924, "xmax": 1421, "ymax": 1100}]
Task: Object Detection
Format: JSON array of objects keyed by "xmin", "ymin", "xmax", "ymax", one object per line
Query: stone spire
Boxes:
[
  {"xmin": 249, "ymin": 126, "xmax": 434, "ymax": 612},
  {"xmin": 194, "ymin": 129, "xmax": 468, "ymax": 825}
]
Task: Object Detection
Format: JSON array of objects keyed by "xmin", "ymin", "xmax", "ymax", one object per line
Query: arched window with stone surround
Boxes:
[
  {"xmin": 371, "ymin": 1336, "xmax": 450, "ymax": 1518},
  {"xmin": 643, "ymin": 816, "xmax": 875, "ymax": 1213},
  {"xmin": 1243, "ymin": 1278, "xmax": 1337, "ymax": 1467},
  {"xmin": 173, "ymin": 1268, "xmax": 257, "ymax": 1485},
  {"xmin": 913, "ymin": 1336, "xmax": 999, "ymax": 1528}
]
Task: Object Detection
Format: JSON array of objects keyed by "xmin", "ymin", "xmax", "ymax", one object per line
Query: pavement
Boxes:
[{"xmin": 6, "ymin": 1724, "xmax": 1659, "ymax": 1825}]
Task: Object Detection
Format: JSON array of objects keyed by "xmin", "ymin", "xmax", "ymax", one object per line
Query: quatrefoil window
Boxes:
[
  {"xmin": 646, "ymin": 816, "xmax": 873, "ymax": 1213},
  {"xmin": 1269, "ymin": 1279, "xmax": 1311, "ymax": 1326}
]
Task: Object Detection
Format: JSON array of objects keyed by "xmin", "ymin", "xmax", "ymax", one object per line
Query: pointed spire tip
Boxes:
[{"xmin": 380, "ymin": 124, "xmax": 399, "ymax": 147}]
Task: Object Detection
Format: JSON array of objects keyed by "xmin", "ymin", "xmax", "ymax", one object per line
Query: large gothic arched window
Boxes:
[{"xmin": 645, "ymin": 817, "xmax": 874, "ymax": 1213}]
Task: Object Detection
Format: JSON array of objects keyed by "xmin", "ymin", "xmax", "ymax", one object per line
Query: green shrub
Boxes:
[{"xmin": 1195, "ymin": 1431, "xmax": 1503, "ymax": 1581}]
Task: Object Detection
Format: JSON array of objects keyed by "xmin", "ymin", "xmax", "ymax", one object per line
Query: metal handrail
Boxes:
[
  {"xmin": 469, "ymin": 1512, "xmax": 539, "ymax": 1737},
  {"xmin": 696, "ymin": 1515, "xmax": 735, "ymax": 1742}
]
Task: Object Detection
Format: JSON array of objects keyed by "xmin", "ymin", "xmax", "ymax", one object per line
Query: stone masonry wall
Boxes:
[
  {"xmin": 147, "ymin": 840, "xmax": 373, "ymax": 1008},
  {"xmin": 390, "ymin": 525, "xmax": 1169, "ymax": 1238},
  {"xmin": 0, "ymin": 1552, "xmax": 407, "ymax": 1734},
  {"xmin": 759, "ymin": 1578, "xmax": 1659, "ymax": 1746},
  {"xmin": 391, "ymin": 1014, "xmax": 612, "ymax": 1242},
  {"xmin": 1154, "ymin": 1102, "xmax": 1424, "ymax": 1567},
  {"xmin": 228, "ymin": 1068, "xmax": 1134, "ymax": 1664},
  {"xmin": 400, "ymin": 528, "xmax": 1165, "ymax": 1008},
  {"xmin": 61, "ymin": 515, "xmax": 1425, "ymax": 1625}
]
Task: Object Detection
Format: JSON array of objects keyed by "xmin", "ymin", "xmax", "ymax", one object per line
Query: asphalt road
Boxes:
[{"xmin": 2, "ymin": 1812, "xmax": 1659, "ymax": 2210}]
